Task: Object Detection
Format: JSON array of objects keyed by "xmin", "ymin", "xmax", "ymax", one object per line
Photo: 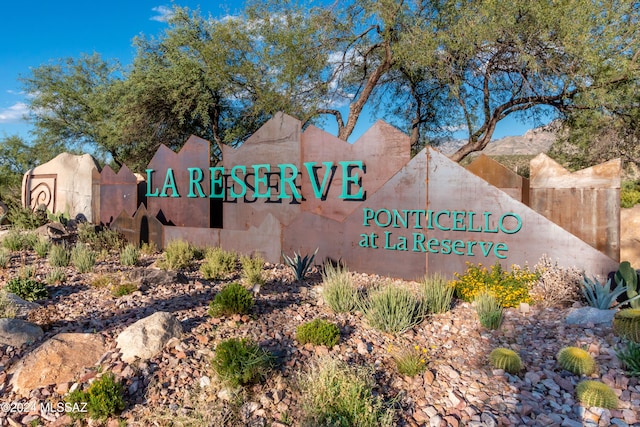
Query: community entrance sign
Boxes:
[{"xmin": 24, "ymin": 112, "xmax": 619, "ymax": 279}]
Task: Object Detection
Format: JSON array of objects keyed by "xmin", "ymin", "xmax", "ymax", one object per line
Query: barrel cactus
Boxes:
[
  {"xmin": 556, "ymin": 346, "xmax": 596, "ymax": 375},
  {"xmin": 489, "ymin": 348, "xmax": 523, "ymax": 374},
  {"xmin": 613, "ymin": 308, "xmax": 640, "ymax": 343},
  {"xmin": 575, "ymin": 380, "xmax": 618, "ymax": 409}
]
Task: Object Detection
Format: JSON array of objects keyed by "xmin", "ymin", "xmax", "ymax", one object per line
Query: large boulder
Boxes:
[
  {"xmin": 116, "ymin": 311, "xmax": 183, "ymax": 363},
  {"xmin": 22, "ymin": 152, "xmax": 100, "ymax": 222},
  {"xmin": 565, "ymin": 307, "xmax": 616, "ymax": 325},
  {"xmin": 9, "ymin": 333, "xmax": 107, "ymax": 397},
  {"xmin": 0, "ymin": 318, "xmax": 44, "ymax": 347}
]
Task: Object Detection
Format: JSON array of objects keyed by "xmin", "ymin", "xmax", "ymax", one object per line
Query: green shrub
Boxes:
[
  {"xmin": 0, "ymin": 248, "xmax": 11, "ymax": 268},
  {"xmin": 111, "ymin": 282, "xmax": 138, "ymax": 297},
  {"xmin": 241, "ymin": 254, "xmax": 265, "ymax": 286},
  {"xmin": 48, "ymin": 243, "xmax": 71, "ymax": 267},
  {"xmin": 321, "ymin": 262, "xmax": 358, "ymax": 313},
  {"xmin": 453, "ymin": 261, "xmax": 536, "ymax": 307},
  {"xmin": 200, "ymin": 247, "xmax": 237, "ymax": 280},
  {"xmin": 211, "ymin": 338, "xmax": 274, "ymax": 387},
  {"xmin": 489, "ymin": 348, "xmax": 523, "ymax": 374},
  {"xmin": 299, "ymin": 357, "xmax": 395, "ymax": 427},
  {"xmin": 296, "ymin": 318, "xmax": 340, "ymax": 347},
  {"xmin": 621, "ymin": 180, "xmax": 640, "ymax": 208},
  {"xmin": 421, "ymin": 273, "xmax": 455, "ymax": 314},
  {"xmin": 77, "ymin": 223, "xmax": 125, "ymax": 252},
  {"xmin": 71, "ymin": 243, "xmax": 96, "ymax": 273},
  {"xmin": 33, "ymin": 236, "xmax": 51, "ymax": 258},
  {"xmin": 119, "ymin": 243, "xmax": 140, "ymax": 266},
  {"xmin": 46, "ymin": 267, "xmax": 66, "ymax": 285},
  {"xmin": 140, "ymin": 241, "xmax": 158, "ymax": 255},
  {"xmin": 575, "ymin": 380, "xmax": 618, "ymax": 409},
  {"xmin": 208, "ymin": 282, "xmax": 254, "ymax": 317},
  {"xmin": 65, "ymin": 372, "xmax": 125, "ymax": 420},
  {"xmin": 6, "ymin": 277, "xmax": 48, "ymax": 301},
  {"xmin": 282, "ymin": 248, "xmax": 318, "ymax": 281},
  {"xmin": 615, "ymin": 340, "xmax": 640, "ymax": 377},
  {"xmin": 359, "ymin": 282, "xmax": 426, "ymax": 334},
  {"xmin": 389, "ymin": 344, "xmax": 428, "ymax": 377},
  {"xmin": 2, "ymin": 229, "xmax": 26, "ymax": 251},
  {"xmin": 7, "ymin": 206, "xmax": 47, "ymax": 229},
  {"xmin": 475, "ymin": 291, "xmax": 503, "ymax": 330},
  {"xmin": 557, "ymin": 346, "xmax": 597, "ymax": 375},
  {"xmin": 0, "ymin": 289, "xmax": 17, "ymax": 318},
  {"xmin": 159, "ymin": 239, "xmax": 195, "ymax": 270}
]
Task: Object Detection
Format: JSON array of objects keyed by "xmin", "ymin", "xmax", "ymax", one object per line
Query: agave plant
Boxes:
[
  {"xmin": 282, "ymin": 248, "xmax": 318, "ymax": 281},
  {"xmin": 581, "ymin": 275, "xmax": 628, "ymax": 310}
]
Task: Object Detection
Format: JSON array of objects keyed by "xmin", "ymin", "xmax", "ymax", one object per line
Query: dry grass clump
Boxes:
[{"xmin": 530, "ymin": 254, "xmax": 582, "ymax": 308}]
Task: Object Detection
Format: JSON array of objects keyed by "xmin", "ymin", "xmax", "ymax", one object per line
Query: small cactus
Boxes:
[
  {"xmin": 489, "ymin": 348, "xmax": 523, "ymax": 374},
  {"xmin": 575, "ymin": 380, "xmax": 618, "ymax": 409},
  {"xmin": 556, "ymin": 346, "xmax": 597, "ymax": 375},
  {"xmin": 613, "ymin": 308, "xmax": 640, "ymax": 343}
]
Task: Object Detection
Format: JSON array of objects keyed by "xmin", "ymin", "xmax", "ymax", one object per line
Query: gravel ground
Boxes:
[{"xmin": 0, "ymin": 249, "xmax": 639, "ymax": 427}]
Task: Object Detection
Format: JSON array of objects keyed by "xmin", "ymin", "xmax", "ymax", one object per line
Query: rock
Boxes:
[
  {"xmin": 565, "ymin": 307, "xmax": 616, "ymax": 325},
  {"xmin": 5, "ymin": 293, "xmax": 40, "ymax": 319},
  {"xmin": 125, "ymin": 268, "xmax": 189, "ymax": 287},
  {"xmin": 0, "ymin": 318, "xmax": 43, "ymax": 346},
  {"xmin": 116, "ymin": 311, "xmax": 183, "ymax": 362},
  {"xmin": 9, "ymin": 333, "xmax": 106, "ymax": 397}
]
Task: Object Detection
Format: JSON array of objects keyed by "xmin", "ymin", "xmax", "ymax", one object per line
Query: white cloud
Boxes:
[
  {"xmin": 150, "ymin": 5, "xmax": 174, "ymax": 23},
  {"xmin": 0, "ymin": 102, "xmax": 29, "ymax": 123}
]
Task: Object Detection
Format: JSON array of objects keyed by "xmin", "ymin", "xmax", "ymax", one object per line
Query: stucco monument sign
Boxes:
[{"xmin": 23, "ymin": 112, "xmax": 619, "ymax": 279}]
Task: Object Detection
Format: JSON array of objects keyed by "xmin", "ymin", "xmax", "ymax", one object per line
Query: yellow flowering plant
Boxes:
[{"xmin": 453, "ymin": 261, "xmax": 538, "ymax": 308}]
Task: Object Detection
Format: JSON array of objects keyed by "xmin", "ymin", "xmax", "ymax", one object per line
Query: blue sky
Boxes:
[{"xmin": 0, "ymin": 1, "xmax": 540, "ymax": 145}]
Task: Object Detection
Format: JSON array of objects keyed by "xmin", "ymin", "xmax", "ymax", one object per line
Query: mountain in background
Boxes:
[{"xmin": 433, "ymin": 121, "xmax": 560, "ymax": 157}]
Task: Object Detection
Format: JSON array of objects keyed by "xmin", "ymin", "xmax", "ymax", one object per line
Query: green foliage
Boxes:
[
  {"xmin": 282, "ymin": 248, "xmax": 318, "ymax": 281},
  {"xmin": 359, "ymin": 282, "xmax": 426, "ymax": 334},
  {"xmin": 581, "ymin": 275, "xmax": 627, "ymax": 309},
  {"xmin": 615, "ymin": 340, "xmax": 640, "ymax": 377},
  {"xmin": 575, "ymin": 380, "xmax": 618, "ymax": 409},
  {"xmin": 6, "ymin": 277, "xmax": 48, "ymax": 301},
  {"xmin": 208, "ymin": 282, "xmax": 254, "ymax": 317},
  {"xmin": 6, "ymin": 206, "xmax": 48, "ymax": 230},
  {"xmin": 48, "ymin": 243, "xmax": 71, "ymax": 267},
  {"xmin": 299, "ymin": 357, "xmax": 395, "ymax": 427},
  {"xmin": 0, "ymin": 289, "xmax": 17, "ymax": 318},
  {"xmin": 613, "ymin": 308, "xmax": 640, "ymax": 343},
  {"xmin": 388, "ymin": 344, "xmax": 428, "ymax": 377},
  {"xmin": 0, "ymin": 248, "xmax": 11, "ymax": 268},
  {"xmin": 615, "ymin": 261, "xmax": 640, "ymax": 309},
  {"xmin": 111, "ymin": 282, "xmax": 138, "ymax": 297},
  {"xmin": 241, "ymin": 254, "xmax": 265, "ymax": 286},
  {"xmin": 489, "ymin": 348, "xmax": 523, "ymax": 374},
  {"xmin": 71, "ymin": 243, "xmax": 96, "ymax": 273},
  {"xmin": 119, "ymin": 243, "xmax": 140, "ymax": 266},
  {"xmin": 321, "ymin": 262, "xmax": 358, "ymax": 313},
  {"xmin": 200, "ymin": 247, "xmax": 237, "ymax": 280},
  {"xmin": 65, "ymin": 372, "xmax": 126, "ymax": 420},
  {"xmin": 420, "ymin": 273, "xmax": 454, "ymax": 314},
  {"xmin": 140, "ymin": 241, "xmax": 158, "ymax": 255},
  {"xmin": 557, "ymin": 347, "xmax": 597, "ymax": 375},
  {"xmin": 453, "ymin": 262, "xmax": 536, "ymax": 308},
  {"xmin": 2, "ymin": 229, "xmax": 28, "ymax": 251},
  {"xmin": 159, "ymin": 239, "xmax": 195, "ymax": 270},
  {"xmin": 33, "ymin": 236, "xmax": 51, "ymax": 258},
  {"xmin": 296, "ymin": 318, "xmax": 340, "ymax": 347},
  {"xmin": 475, "ymin": 291, "xmax": 503, "ymax": 330},
  {"xmin": 211, "ymin": 338, "xmax": 274, "ymax": 387},
  {"xmin": 46, "ymin": 267, "xmax": 67, "ymax": 285},
  {"xmin": 77, "ymin": 223, "xmax": 126, "ymax": 252},
  {"xmin": 621, "ymin": 180, "xmax": 640, "ymax": 208}
]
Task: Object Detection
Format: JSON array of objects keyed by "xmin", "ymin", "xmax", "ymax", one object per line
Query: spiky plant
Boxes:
[
  {"xmin": 613, "ymin": 308, "xmax": 640, "ymax": 343},
  {"xmin": 489, "ymin": 348, "xmax": 523, "ymax": 374},
  {"xmin": 556, "ymin": 346, "xmax": 597, "ymax": 375},
  {"xmin": 575, "ymin": 380, "xmax": 618, "ymax": 409}
]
